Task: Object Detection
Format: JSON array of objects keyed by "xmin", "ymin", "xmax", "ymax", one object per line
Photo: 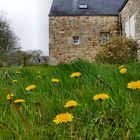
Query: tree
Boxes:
[
  {"xmin": 28, "ymin": 50, "xmax": 43, "ymax": 64},
  {"xmin": 0, "ymin": 13, "xmax": 20, "ymax": 66},
  {"xmin": 12, "ymin": 50, "xmax": 42, "ymax": 66}
]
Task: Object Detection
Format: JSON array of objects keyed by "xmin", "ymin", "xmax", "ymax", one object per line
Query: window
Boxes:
[
  {"xmin": 100, "ymin": 32, "xmax": 109, "ymax": 45},
  {"xmin": 125, "ymin": 20, "xmax": 130, "ymax": 38},
  {"xmin": 124, "ymin": 14, "xmax": 136, "ymax": 39},
  {"xmin": 130, "ymin": 15, "xmax": 135, "ymax": 38},
  {"xmin": 78, "ymin": 4, "xmax": 88, "ymax": 9},
  {"xmin": 73, "ymin": 36, "xmax": 80, "ymax": 45}
]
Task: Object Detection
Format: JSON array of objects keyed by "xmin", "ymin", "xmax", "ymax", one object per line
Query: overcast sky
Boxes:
[{"xmin": 0, "ymin": 0, "xmax": 53, "ymax": 55}]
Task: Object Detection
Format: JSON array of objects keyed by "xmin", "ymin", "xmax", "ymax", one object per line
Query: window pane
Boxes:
[
  {"xmin": 130, "ymin": 15, "xmax": 135, "ymax": 39},
  {"xmin": 73, "ymin": 36, "xmax": 79, "ymax": 45},
  {"xmin": 79, "ymin": 4, "xmax": 88, "ymax": 9},
  {"xmin": 125, "ymin": 20, "xmax": 130, "ymax": 38},
  {"xmin": 100, "ymin": 32, "xmax": 109, "ymax": 45}
]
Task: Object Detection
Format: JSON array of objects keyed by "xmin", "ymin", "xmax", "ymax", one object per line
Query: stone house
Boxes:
[
  {"xmin": 120, "ymin": 0, "xmax": 140, "ymax": 54},
  {"xmin": 49, "ymin": 0, "xmax": 140, "ymax": 64}
]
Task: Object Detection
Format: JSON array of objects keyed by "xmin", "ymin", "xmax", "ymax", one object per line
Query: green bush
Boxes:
[{"xmin": 95, "ymin": 36, "xmax": 138, "ymax": 64}]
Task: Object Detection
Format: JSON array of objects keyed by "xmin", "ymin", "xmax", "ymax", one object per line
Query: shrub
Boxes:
[{"xmin": 95, "ymin": 36, "xmax": 138, "ymax": 64}]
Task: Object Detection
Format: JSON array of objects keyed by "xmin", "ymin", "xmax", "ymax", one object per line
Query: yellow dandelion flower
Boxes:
[
  {"xmin": 14, "ymin": 99, "xmax": 25, "ymax": 103},
  {"xmin": 120, "ymin": 68, "xmax": 127, "ymax": 74},
  {"xmin": 12, "ymin": 80, "xmax": 18, "ymax": 83},
  {"xmin": 93, "ymin": 93, "xmax": 109, "ymax": 101},
  {"xmin": 70, "ymin": 72, "xmax": 81, "ymax": 78},
  {"xmin": 53, "ymin": 112, "xmax": 74, "ymax": 125},
  {"xmin": 127, "ymin": 80, "xmax": 140, "ymax": 89},
  {"xmin": 64, "ymin": 100, "xmax": 78, "ymax": 108},
  {"xmin": 7, "ymin": 94, "xmax": 14, "ymax": 100},
  {"xmin": 51, "ymin": 78, "xmax": 60, "ymax": 83},
  {"xmin": 119, "ymin": 66, "xmax": 127, "ymax": 74},
  {"xmin": 25, "ymin": 84, "xmax": 36, "ymax": 91}
]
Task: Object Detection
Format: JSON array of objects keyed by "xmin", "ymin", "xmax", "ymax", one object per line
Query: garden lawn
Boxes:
[{"xmin": 0, "ymin": 60, "xmax": 140, "ymax": 140}]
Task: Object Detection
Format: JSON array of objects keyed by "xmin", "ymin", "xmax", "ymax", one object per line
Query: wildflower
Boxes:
[
  {"xmin": 127, "ymin": 80, "xmax": 140, "ymax": 89},
  {"xmin": 93, "ymin": 93, "xmax": 109, "ymax": 101},
  {"xmin": 16, "ymin": 71, "xmax": 21, "ymax": 74},
  {"xmin": 120, "ymin": 68, "xmax": 127, "ymax": 74},
  {"xmin": 51, "ymin": 78, "xmax": 60, "ymax": 83},
  {"xmin": 12, "ymin": 80, "xmax": 18, "ymax": 83},
  {"xmin": 53, "ymin": 112, "xmax": 74, "ymax": 125},
  {"xmin": 14, "ymin": 99, "xmax": 25, "ymax": 103},
  {"xmin": 25, "ymin": 84, "xmax": 36, "ymax": 91},
  {"xmin": 64, "ymin": 100, "xmax": 78, "ymax": 108},
  {"xmin": 119, "ymin": 66, "xmax": 127, "ymax": 74},
  {"xmin": 70, "ymin": 72, "xmax": 81, "ymax": 78},
  {"xmin": 7, "ymin": 94, "xmax": 14, "ymax": 100}
]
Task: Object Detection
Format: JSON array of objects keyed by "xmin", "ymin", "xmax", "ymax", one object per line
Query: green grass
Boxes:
[{"xmin": 1, "ymin": 60, "xmax": 140, "ymax": 140}]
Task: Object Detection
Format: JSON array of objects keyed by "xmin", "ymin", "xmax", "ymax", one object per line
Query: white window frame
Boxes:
[
  {"xmin": 78, "ymin": 4, "xmax": 88, "ymax": 9},
  {"xmin": 125, "ymin": 20, "xmax": 130, "ymax": 38},
  {"xmin": 73, "ymin": 36, "xmax": 80, "ymax": 45},
  {"xmin": 124, "ymin": 14, "xmax": 136, "ymax": 39},
  {"xmin": 130, "ymin": 15, "xmax": 135, "ymax": 39}
]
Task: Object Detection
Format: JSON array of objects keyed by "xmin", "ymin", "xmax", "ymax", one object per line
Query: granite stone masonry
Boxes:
[
  {"xmin": 120, "ymin": 0, "xmax": 140, "ymax": 55},
  {"xmin": 49, "ymin": 16, "xmax": 119, "ymax": 64}
]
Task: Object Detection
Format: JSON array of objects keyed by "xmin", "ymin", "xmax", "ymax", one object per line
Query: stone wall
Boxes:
[
  {"xmin": 120, "ymin": 0, "xmax": 140, "ymax": 54},
  {"xmin": 49, "ymin": 16, "xmax": 119, "ymax": 64}
]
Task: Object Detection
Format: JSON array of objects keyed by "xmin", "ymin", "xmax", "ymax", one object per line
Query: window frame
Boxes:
[
  {"xmin": 124, "ymin": 14, "xmax": 136, "ymax": 39},
  {"xmin": 78, "ymin": 4, "xmax": 88, "ymax": 9},
  {"xmin": 100, "ymin": 32, "xmax": 109, "ymax": 45},
  {"xmin": 73, "ymin": 36, "xmax": 80, "ymax": 45}
]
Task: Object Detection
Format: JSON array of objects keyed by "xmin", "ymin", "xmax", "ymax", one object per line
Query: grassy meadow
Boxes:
[{"xmin": 0, "ymin": 60, "xmax": 140, "ymax": 140}]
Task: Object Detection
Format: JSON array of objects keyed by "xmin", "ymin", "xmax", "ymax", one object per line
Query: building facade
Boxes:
[
  {"xmin": 49, "ymin": 0, "xmax": 139, "ymax": 64},
  {"xmin": 120, "ymin": 0, "xmax": 140, "ymax": 53},
  {"xmin": 49, "ymin": 16, "xmax": 119, "ymax": 63}
]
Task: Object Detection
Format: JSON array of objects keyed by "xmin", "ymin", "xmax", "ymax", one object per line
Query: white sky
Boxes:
[{"xmin": 0, "ymin": 0, "xmax": 53, "ymax": 55}]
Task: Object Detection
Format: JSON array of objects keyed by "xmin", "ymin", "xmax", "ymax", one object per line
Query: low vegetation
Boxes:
[
  {"xmin": 1, "ymin": 60, "xmax": 140, "ymax": 139},
  {"xmin": 95, "ymin": 36, "xmax": 138, "ymax": 64}
]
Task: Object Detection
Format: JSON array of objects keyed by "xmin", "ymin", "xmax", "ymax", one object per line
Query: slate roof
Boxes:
[{"xmin": 49, "ymin": 0, "xmax": 125, "ymax": 16}]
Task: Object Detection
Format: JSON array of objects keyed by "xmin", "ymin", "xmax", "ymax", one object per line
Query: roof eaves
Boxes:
[
  {"xmin": 49, "ymin": 14, "xmax": 119, "ymax": 17},
  {"xmin": 118, "ymin": 0, "xmax": 128, "ymax": 12}
]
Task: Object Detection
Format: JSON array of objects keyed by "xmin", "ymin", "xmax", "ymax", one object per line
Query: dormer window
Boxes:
[
  {"xmin": 78, "ymin": 4, "xmax": 88, "ymax": 9},
  {"xmin": 73, "ymin": 36, "xmax": 80, "ymax": 45}
]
